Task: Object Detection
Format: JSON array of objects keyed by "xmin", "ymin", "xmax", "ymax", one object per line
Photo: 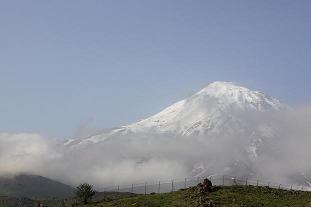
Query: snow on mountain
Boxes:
[
  {"xmin": 65, "ymin": 81, "xmax": 283, "ymax": 147},
  {"xmin": 124, "ymin": 81, "xmax": 282, "ymax": 135}
]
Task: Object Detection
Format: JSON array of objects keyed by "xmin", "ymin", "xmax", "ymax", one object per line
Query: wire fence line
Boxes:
[{"xmin": 101, "ymin": 175, "xmax": 311, "ymax": 194}]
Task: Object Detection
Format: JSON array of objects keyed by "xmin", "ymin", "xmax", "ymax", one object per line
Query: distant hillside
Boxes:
[{"xmin": 0, "ymin": 174, "xmax": 74, "ymax": 199}]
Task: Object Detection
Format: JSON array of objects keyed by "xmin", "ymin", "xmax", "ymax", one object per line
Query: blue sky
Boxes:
[{"xmin": 0, "ymin": 0, "xmax": 310, "ymax": 138}]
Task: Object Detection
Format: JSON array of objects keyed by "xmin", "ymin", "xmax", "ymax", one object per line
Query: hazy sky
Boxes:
[{"xmin": 0, "ymin": 0, "xmax": 310, "ymax": 138}]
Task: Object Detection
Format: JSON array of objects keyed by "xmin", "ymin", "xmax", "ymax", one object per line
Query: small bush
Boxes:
[{"xmin": 75, "ymin": 183, "xmax": 96, "ymax": 204}]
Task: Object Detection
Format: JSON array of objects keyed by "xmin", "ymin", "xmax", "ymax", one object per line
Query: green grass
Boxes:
[
  {"xmin": 209, "ymin": 185, "xmax": 311, "ymax": 207},
  {"xmin": 77, "ymin": 185, "xmax": 311, "ymax": 207},
  {"xmin": 82, "ymin": 191, "xmax": 187, "ymax": 207}
]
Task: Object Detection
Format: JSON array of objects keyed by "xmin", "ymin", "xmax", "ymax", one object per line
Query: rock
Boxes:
[{"xmin": 197, "ymin": 178, "xmax": 213, "ymax": 194}]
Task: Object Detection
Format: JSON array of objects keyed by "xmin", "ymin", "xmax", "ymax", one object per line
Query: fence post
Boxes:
[
  {"xmin": 158, "ymin": 181, "xmax": 160, "ymax": 193},
  {"xmin": 144, "ymin": 182, "xmax": 147, "ymax": 195},
  {"xmin": 268, "ymin": 182, "xmax": 270, "ymax": 188},
  {"xmin": 184, "ymin": 178, "xmax": 187, "ymax": 189},
  {"xmin": 171, "ymin": 180, "xmax": 174, "ymax": 192},
  {"xmin": 278, "ymin": 184, "xmax": 281, "ymax": 189},
  {"xmin": 290, "ymin": 185, "xmax": 293, "ymax": 190},
  {"xmin": 117, "ymin": 185, "xmax": 119, "ymax": 192},
  {"xmin": 245, "ymin": 178, "xmax": 248, "ymax": 186},
  {"xmin": 131, "ymin": 184, "xmax": 134, "ymax": 193},
  {"xmin": 222, "ymin": 175, "xmax": 225, "ymax": 186},
  {"xmin": 256, "ymin": 180, "xmax": 259, "ymax": 186}
]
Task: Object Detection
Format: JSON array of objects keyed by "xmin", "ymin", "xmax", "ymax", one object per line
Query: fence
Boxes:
[{"xmin": 101, "ymin": 175, "xmax": 311, "ymax": 194}]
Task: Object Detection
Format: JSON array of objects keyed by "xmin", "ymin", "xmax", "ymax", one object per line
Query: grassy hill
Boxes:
[
  {"xmin": 75, "ymin": 185, "xmax": 311, "ymax": 207},
  {"xmin": 1, "ymin": 183, "xmax": 311, "ymax": 206}
]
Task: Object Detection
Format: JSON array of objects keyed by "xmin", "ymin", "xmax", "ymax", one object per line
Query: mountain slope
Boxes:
[{"xmin": 0, "ymin": 174, "xmax": 74, "ymax": 198}]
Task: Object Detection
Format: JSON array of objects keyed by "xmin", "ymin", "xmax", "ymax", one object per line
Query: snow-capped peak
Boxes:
[
  {"xmin": 66, "ymin": 81, "xmax": 283, "ymax": 145},
  {"xmin": 196, "ymin": 81, "xmax": 252, "ymax": 97},
  {"xmin": 193, "ymin": 81, "xmax": 281, "ymax": 111},
  {"xmin": 122, "ymin": 81, "xmax": 283, "ymax": 136}
]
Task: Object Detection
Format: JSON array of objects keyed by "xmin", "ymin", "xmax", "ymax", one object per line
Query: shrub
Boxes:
[{"xmin": 75, "ymin": 183, "xmax": 96, "ymax": 204}]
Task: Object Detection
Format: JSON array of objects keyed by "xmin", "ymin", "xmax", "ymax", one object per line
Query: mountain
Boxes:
[
  {"xmin": 62, "ymin": 81, "xmax": 311, "ymax": 187},
  {"xmin": 65, "ymin": 81, "xmax": 283, "ymax": 146},
  {"xmin": 0, "ymin": 174, "xmax": 74, "ymax": 198}
]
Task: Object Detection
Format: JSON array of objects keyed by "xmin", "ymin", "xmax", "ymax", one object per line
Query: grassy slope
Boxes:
[
  {"xmin": 210, "ymin": 186, "xmax": 311, "ymax": 207},
  {"xmin": 80, "ymin": 185, "xmax": 311, "ymax": 207}
]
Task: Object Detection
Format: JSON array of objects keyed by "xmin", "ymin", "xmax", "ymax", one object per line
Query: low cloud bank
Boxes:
[{"xmin": 0, "ymin": 107, "xmax": 311, "ymax": 189}]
